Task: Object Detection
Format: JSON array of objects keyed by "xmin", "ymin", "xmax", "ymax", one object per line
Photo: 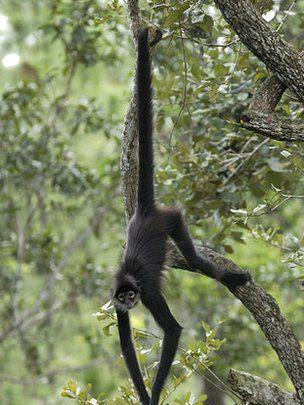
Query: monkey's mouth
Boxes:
[
  {"xmin": 113, "ymin": 298, "xmax": 140, "ymax": 312},
  {"xmin": 125, "ymin": 298, "xmax": 140, "ymax": 310}
]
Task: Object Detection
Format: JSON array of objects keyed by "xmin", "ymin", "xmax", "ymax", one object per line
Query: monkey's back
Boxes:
[{"xmin": 123, "ymin": 208, "xmax": 170, "ymax": 286}]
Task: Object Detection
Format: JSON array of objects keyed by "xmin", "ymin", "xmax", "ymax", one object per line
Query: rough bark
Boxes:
[
  {"xmin": 214, "ymin": 0, "xmax": 304, "ymax": 102},
  {"xmin": 120, "ymin": 0, "xmax": 141, "ymax": 222},
  {"xmin": 122, "ymin": 1, "xmax": 304, "ymax": 404},
  {"xmin": 121, "ymin": 92, "xmax": 138, "ymax": 222},
  {"xmin": 242, "ymin": 109, "xmax": 304, "ymax": 142},
  {"xmin": 214, "ymin": 0, "xmax": 304, "ymax": 143},
  {"xmin": 227, "ymin": 369, "xmax": 300, "ymax": 405},
  {"xmin": 241, "ymin": 52, "xmax": 304, "ymax": 142}
]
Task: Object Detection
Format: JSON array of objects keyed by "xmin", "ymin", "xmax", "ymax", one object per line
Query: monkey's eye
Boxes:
[
  {"xmin": 128, "ymin": 291, "xmax": 135, "ymax": 299},
  {"xmin": 118, "ymin": 293, "xmax": 124, "ymax": 301}
]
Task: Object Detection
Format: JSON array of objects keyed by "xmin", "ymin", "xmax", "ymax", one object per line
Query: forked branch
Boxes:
[
  {"xmin": 242, "ymin": 59, "xmax": 304, "ymax": 142},
  {"xmin": 214, "ymin": 0, "xmax": 304, "ymax": 102},
  {"xmin": 214, "ymin": 0, "xmax": 304, "ymax": 143}
]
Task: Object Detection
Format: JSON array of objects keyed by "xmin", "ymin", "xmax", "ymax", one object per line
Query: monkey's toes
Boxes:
[{"xmin": 148, "ymin": 26, "xmax": 163, "ymax": 47}]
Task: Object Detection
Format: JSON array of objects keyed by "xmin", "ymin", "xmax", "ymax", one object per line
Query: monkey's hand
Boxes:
[
  {"xmin": 147, "ymin": 26, "xmax": 163, "ymax": 47},
  {"xmin": 220, "ymin": 270, "xmax": 252, "ymax": 291}
]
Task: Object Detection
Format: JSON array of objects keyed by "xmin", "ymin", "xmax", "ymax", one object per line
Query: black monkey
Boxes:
[{"xmin": 113, "ymin": 27, "xmax": 250, "ymax": 405}]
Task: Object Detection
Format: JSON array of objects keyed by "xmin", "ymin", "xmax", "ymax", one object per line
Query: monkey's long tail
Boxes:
[{"xmin": 136, "ymin": 28, "xmax": 160, "ymax": 213}]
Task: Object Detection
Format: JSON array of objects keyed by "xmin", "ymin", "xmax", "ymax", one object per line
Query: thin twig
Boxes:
[
  {"xmin": 134, "ymin": 327, "xmax": 240, "ymax": 402},
  {"xmin": 223, "ymin": 138, "xmax": 269, "ymax": 185},
  {"xmin": 276, "ymin": 0, "xmax": 297, "ymax": 32},
  {"xmin": 142, "ymin": 15, "xmax": 239, "ymax": 48}
]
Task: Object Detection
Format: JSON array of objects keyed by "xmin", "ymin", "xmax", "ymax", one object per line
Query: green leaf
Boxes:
[
  {"xmin": 67, "ymin": 380, "xmax": 77, "ymax": 393},
  {"xmin": 103, "ymin": 322, "xmax": 116, "ymax": 337},
  {"xmin": 202, "ymin": 14, "xmax": 214, "ymax": 33},
  {"xmin": 237, "ymin": 52, "xmax": 250, "ymax": 70},
  {"xmin": 201, "ymin": 320, "xmax": 211, "ymax": 334},
  {"xmin": 165, "ymin": 1, "xmax": 191, "ymax": 26}
]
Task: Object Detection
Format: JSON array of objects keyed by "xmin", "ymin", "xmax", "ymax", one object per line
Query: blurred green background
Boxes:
[{"xmin": 0, "ymin": 1, "xmax": 303, "ymax": 404}]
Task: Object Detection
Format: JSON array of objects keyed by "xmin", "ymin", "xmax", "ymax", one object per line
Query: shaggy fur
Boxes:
[{"xmin": 113, "ymin": 28, "xmax": 250, "ymax": 405}]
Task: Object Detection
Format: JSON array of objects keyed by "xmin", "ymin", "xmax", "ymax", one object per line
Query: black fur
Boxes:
[
  {"xmin": 113, "ymin": 27, "xmax": 251, "ymax": 405},
  {"xmin": 137, "ymin": 28, "xmax": 155, "ymax": 212}
]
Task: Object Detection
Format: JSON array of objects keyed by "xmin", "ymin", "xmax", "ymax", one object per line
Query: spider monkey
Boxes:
[{"xmin": 113, "ymin": 27, "xmax": 251, "ymax": 405}]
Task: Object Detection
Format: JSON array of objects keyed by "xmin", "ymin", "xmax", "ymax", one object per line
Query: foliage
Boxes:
[
  {"xmin": 62, "ymin": 302, "xmax": 226, "ymax": 404},
  {"xmin": 0, "ymin": 0, "xmax": 303, "ymax": 404}
]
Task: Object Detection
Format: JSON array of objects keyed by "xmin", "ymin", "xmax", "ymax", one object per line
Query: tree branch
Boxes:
[
  {"xmin": 170, "ymin": 245, "xmax": 304, "ymax": 403},
  {"xmin": 213, "ymin": 0, "xmax": 304, "ymax": 102},
  {"xmin": 214, "ymin": 0, "xmax": 304, "ymax": 143},
  {"xmin": 241, "ymin": 52, "xmax": 304, "ymax": 142},
  {"xmin": 121, "ymin": 0, "xmax": 141, "ymax": 222},
  {"xmin": 242, "ymin": 110, "xmax": 304, "ymax": 142},
  {"xmin": 122, "ymin": 1, "xmax": 304, "ymax": 403},
  {"xmin": 227, "ymin": 369, "xmax": 300, "ymax": 405}
]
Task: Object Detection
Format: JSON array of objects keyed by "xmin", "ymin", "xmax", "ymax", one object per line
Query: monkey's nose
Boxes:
[{"xmin": 125, "ymin": 299, "xmax": 133, "ymax": 309}]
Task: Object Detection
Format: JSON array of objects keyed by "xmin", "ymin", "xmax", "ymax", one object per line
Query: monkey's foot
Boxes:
[
  {"xmin": 148, "ymin": 27, "xmax": 163, "ymax": 47},
  {"xmin": 220, "ymin": 270, "xmax": 251, "ymax": 291}
]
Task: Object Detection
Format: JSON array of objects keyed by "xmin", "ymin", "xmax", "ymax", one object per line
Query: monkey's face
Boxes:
[{"xmin": 114, "ymin": 287, "xmax": 140, "ymax": 311}]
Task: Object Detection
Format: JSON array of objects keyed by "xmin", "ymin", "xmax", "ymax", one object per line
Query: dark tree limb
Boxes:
[
  {"xmin": 241, "ymin": 55, "xmax": 304, "ymax": 142},
  {"xmin": 227, "ymin": 369, "xmax": 300, "ymax": 405},
  {"xmin": 214, "ymin": 0, "xmax": 304, "ymax": 143},
  {"xmin": 242, "ymin": 111, "xmax": 304, "ymax": 142},
  {"xmin": 214, "ymin": 0, "xmax": 304, "ymax": 102},
  {"xmin": 249, "ymin": 75, "xmax": 288, "ymax": 115},
  {"xmin": 122, "ymin": 1, "xmax": 304, "ymax": 404}
]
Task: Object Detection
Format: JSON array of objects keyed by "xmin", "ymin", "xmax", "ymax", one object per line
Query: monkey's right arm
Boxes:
[{"xmin": 116, "ymin": 310, "xmax": 150, "ymax": 405}]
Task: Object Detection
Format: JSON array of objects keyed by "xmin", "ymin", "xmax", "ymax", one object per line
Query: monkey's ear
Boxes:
[{"xmin": 148, "ymin": 26, "xmax": 163, "ymax": 47}]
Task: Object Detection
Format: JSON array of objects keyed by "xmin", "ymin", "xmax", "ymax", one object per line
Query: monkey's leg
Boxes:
[
  {"xmin": 116, "ymin": 310, "xmax": 150, "ymax": 405},
  {"xmin": 166, "ymin": 209, "xmax": 251, "ymax": 289},
  {"xmin": 166, "ymin": 209, "xmax": 220, "ymax": 278},
  {"xmin": 142, "ymin": 292, "xmax": 182, "ymax": 405}
]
